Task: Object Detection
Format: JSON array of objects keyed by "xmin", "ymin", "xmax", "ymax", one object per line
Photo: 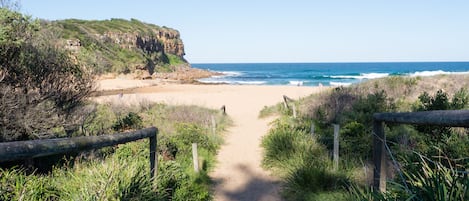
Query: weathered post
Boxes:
[
  {"xmin": 333, "ymin": 124, "xmax": 340, "ymax": 170},
  {"xmin": 192, "ymin": 143, "xmax": 199, "ymax": 173},
  {"xmin": 149, "ymin": 129, "xmax": 158, "ymax": 185},
  {"xmin": 283, "ymin": 95, "xmax": 289, "ymax": 110},
  {"xmin": 211, "ymin": 115, "xmax": 217, "ymax": 136},
  {"xmin": 283, "ymin": 95, "xmax": 297, "ymax": 118},
  {"xmin": 372, "ymin": 120, "xmax": 386, "ymax": 192},
  {"xmin": 292, "ymin": 104, "xmax": 297, "ymax": 118},
  {"xmin": 220, "ymin": 105, "xmax": 226, "ymax": 115},
  {"xmin": 310, "ymin": 123, "xmax": 315, "ymax": 138}
]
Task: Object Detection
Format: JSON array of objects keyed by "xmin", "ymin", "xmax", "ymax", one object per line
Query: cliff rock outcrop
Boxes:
[
  {"xmin": 99, "ymin": 29, "xmax": 185, "ymax": 58},
  {"xmin": 49, "ymin": 18, "xmax": 199, "ymax": 79}
]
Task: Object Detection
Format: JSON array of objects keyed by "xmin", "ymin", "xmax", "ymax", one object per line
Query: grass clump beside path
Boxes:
[
  {"xmin": 261, "ymin": 117, "xmax": 352, "ymax": 201},
  {"xmin": 0, "ymin": 101, "xmax": 231, "ymax": 201},
  {"xmin": 261, "ymin": 75, "xmax": 469, "ymax": 201}
]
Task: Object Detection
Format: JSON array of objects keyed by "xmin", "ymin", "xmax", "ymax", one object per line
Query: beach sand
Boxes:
[{"xmin": 95, "ymin": 79, "xmax": 329, "ymax": 201}]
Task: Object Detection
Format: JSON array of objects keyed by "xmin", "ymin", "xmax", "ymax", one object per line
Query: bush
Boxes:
[
  {"xmin": 112, "ymin": 112, "xmax": 143, "ymax": 131},
  {"xmin": 344, "ymin": 90, "xmax": 395, "ymax": 127},
  {"xmin": 0, "ymin": 8, "xmax": 94, "ymax": 142},
  {"xmin": 340, "ymin": 121, "xmax": 372, "ymax": 159},
  {"xmin": 173, "ymin": 123, "xmax": 217, "ymax": 154},
  {"xmin": 413, "ymin": 89, "xmax": 469, "ymax": 144}
]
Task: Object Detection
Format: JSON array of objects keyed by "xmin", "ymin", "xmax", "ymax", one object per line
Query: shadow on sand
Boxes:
[{"xmin": 212, "ymin": 164, "xmax": 283, "ymax": 201}]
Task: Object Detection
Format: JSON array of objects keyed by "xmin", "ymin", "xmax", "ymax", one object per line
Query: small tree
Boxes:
[{"xmin": 0, "ymin": 8, "xmax": 94, "ymax": 141}]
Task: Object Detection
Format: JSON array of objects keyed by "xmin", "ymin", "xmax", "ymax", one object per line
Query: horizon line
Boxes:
[{"xmin": 190, "ymin": 60, "xmax": 469, "ymax": 65}]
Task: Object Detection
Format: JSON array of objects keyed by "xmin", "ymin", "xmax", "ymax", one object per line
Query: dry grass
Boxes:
[{"xmin": 299, "ymin": 74, "xmax": 469, "ymax": 118}]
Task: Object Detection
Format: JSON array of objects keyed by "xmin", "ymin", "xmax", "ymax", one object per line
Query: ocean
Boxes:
[{"xmin": 192, "ymin": 62, "xmax": 469, "ymax": 86}]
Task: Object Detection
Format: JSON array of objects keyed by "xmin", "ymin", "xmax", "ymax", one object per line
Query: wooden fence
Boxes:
[
  {"xmin": 283, "ymin": 95, "xmax": 297, "ymax": 118},
  {"xmin": 0, "ymin": 127, "xmax": 158, "ymax": 180},
  {"xmin": 372, "ymin": 110, "xmax": 469, "ymax": 192}
]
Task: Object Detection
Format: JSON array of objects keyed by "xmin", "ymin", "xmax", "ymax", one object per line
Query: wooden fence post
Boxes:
[
  {"xmin": 292, "ymin": 104, "xmax": 297, "ymax": 118},
  {"xmin": 211, "ymin": 115, "xmax": 217, "ymax": 136},
  {"xmin": 333, "ymin": 124, "xmax": 339, "ymax": 170},
  {"xmin": 220, "ymin": 105, "xmax": 226, "ymax": 115},
  {"xmin": 283, "ymin": 95, "xmax": 289, "ymax": 110},
  {"xmin": 150, "ymin": 133, "xmax": 158, "ymax": 186},
  {"xmin": 192, "ymin": 143, "xmax": 199, "ymax": 173},
  {"xmin": 283, "ymin": 95, "xmax": 297, "ymax": 118},
  {"xmin": 310, "ymin": 123, "xmax": 315, "ymax": 138},
  {"xmin": 372, "ymin": 120, "xmax": 386, "ymax": 192}
]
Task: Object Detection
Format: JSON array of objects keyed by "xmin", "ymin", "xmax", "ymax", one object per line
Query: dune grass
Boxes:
[
  {"xmin": 0, "ymin": 101, "xmax": 232, "ymax": 201},
  {"xmin": 261, "ymin": 75, "xmax": 469, "ymax": 201}
]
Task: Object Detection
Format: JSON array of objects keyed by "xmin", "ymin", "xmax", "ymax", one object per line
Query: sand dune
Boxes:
[{"xmin": 95, "ymin": 80, "xmax": 329, "ymax": 201}]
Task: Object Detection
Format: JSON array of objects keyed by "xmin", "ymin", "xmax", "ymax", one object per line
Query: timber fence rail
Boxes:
[
  {"xmin": 0, "ymin": 127, "xmax": 159, "ymax": 180},
  {"xmin": 372, "ymin": 110, "xmax": 469, "ymax": 192}
]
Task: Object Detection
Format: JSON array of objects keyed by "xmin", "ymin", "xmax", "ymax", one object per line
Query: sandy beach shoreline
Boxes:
[
  {"xmin": 94, "ymin": 79, "xmax": 329, "ymax": 109},
  {"xmin": 94, "ymin": 79, "xmax": 330, "ymax": 201}
]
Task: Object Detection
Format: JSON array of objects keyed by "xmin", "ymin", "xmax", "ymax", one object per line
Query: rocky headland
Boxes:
[{"xmin": 42, "ymin": 18, "xmax": 214, "ymax": 82}]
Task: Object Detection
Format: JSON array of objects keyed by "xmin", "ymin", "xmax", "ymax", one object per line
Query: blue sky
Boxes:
[{"xmin": 21, "ymin": 0, "xmax": 469, "ymax": 63}]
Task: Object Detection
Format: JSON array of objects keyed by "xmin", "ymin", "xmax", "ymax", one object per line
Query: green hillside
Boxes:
[{"xmin": 39, "ymin": 18, "xmax": 187, "ymax": 75}]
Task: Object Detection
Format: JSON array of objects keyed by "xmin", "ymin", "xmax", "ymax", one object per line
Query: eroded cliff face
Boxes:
[
  {"xmin": 99, "ymin": 28, "xmax": 185, "ymax": 58},
  {"xmin": 57, "ymin": 19, "xmax": 188, "ymax": 77}
]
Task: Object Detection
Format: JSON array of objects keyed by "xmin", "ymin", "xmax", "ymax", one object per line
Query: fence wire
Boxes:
[{"xmin": 372, "ymin": 130, "xmax": 469, "ymax": 194}]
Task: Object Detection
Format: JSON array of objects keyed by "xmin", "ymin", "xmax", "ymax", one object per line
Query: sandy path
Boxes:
[{"xmin": 96, "ymin": 83, "xmax": 327, "ymax": 201}]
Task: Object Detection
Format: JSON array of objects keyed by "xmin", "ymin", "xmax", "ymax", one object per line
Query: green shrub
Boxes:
[
  {"xmin": 173, "ymin": 123, "xmax": 217, "ymax": 154},
  {"xmin": 112, "ymin": 112, "xmax": 143, "ymax": 131},
  {"xmin": 340, "ymin": 121, "xmax": 372, "ymax": 159},
  {"xmin": 81, "ymin": 104, "xmax": 116, "ymax": 135},
  {"xmin": 413, "ymin": 89, "xmax": 469, "ymax": 144},
  {"xmin": 343, "ymin": 90, "xmax": 395, "ymax": 128},
  {"xmin": 1, "ymin": 8, "xmax": 94, "ymax": 142},
  {"xmin": 451, "ymin": 88, "xmax": 469, "ymax": 109}
]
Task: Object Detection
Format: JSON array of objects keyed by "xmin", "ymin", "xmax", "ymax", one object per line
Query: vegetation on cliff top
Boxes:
[{"xmin": 40, "ymin": 17, "xmax": 187, "ymax": 75}]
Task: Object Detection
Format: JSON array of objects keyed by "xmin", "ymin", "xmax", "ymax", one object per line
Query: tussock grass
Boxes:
[
  {"xmin": 261, "ymin": 74, "xmax": 469, "ymax": 200},
  {"xmin": 0, "ymin": 101, "xmax": 232, "ymax": 200},
  {"xmin": 261, "ymin": 117, "xmax": 352, "ymax": 201},
  {"xmin": 0, "ymin": 141, "xmax": 160, "ymax": 200}
]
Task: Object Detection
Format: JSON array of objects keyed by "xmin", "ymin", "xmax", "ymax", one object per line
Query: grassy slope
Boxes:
[
  {"xmin": 260, "ymin": 74, "xmax": 469, "ymax": 201},
  {"xmin": 0, "ymin": 102, "xmax": 232, "ymax": 200}
]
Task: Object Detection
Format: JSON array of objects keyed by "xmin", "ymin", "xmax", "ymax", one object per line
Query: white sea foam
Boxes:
[
  {"xmin": 196, "ymin": 78, "xmax": 229, "ymax": 84},
  {"xmin": 409, "ymin": 70, "xmax": 469, "ymax": 77},
  {"xmin": 330, "ymin": 73, "xmax": 389, "ymax": 80},
  {"xmin": 197, "ymin": 79, "xmax": 266, "ymax": 85},
  {"xmin": 219, "ymin": 71, "xmax": 244, "ymax": 77},
  {"xmin": 232, "ymin": 81, "xmax": 267, "ymax": 85},
  {"xmin": 330, "ymin": 81, "xmax": 352, "ymax": 86},
  {"xmin": 289, "ymin": 81, "xmax": 304, "ymax": 86}
]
